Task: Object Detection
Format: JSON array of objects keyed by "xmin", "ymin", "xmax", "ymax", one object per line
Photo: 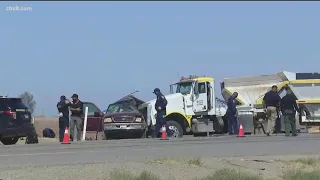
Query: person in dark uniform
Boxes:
[
  {"xmin": 263, "ymin": 85, "xmax": 281, "ymax": 136},
  {"xmin": 69, "ymin": 94, "xmax": 83, "ymax": 141},
  {"xmin": 280, "ymin": 86, "xmax": 299, "ymax": 136},
  {"xmin": 57, "ymin": 96, "xmax": 71, "ymax": 142},
  {"xmin": 152, "ymin": 88, "xmax": 172, "ymax": 138},
  {"xmin": 226, "ymin": 92, "xmax": 239, "ymax": 135}
]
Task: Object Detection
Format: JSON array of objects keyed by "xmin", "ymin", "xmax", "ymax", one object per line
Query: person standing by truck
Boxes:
[
  {"xmin": 70, "ymin": 94, "xmax": 83, "ymax": 141},
  {"xmin": 152, "ymin": 88, "xmax": 171, "ymax": 138},
  {"xmin": 280, "ymin": 86, "xmax": 299, "ymax": 136},
  {"xmin": 57, "ymin": 95, "xmax": 71, "ymax": 142},
  {"xmin": 263, "ymin": 85, "xmax": 281, "ymax": 136},
  {"xmin": 227, "ymin": 92, "xmax": 239, "ymax": 135}
]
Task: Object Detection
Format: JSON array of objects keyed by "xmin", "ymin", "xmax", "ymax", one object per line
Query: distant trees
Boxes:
[{"xmin": 19, "ymin": 91, "xmax": 36, "ymax": 114}]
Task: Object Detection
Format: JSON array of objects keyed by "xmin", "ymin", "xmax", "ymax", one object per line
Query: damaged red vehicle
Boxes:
[{"xmin": 102, "ymin": 95, "xmax": 147, "ymax": 139}]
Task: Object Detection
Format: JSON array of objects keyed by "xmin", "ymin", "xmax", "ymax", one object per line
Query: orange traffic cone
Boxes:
[
  {"xmin": 160, "ymin": 125, "xmax": 169, "ymax": 140},
  {"xmin": 237, "ymin": 124, "xmax": 246, "ymax": 137},
  {"xmin": 61, "ymin": 127, "xmax": 71, "ymax": 144}
]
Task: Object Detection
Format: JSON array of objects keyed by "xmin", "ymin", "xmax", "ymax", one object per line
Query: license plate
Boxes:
[
  {"xmin": 120, "ymin": 125, "xmax": 127, "ymax": 129},
  {"xmin": 24, "ymin": 114, "xmax": 29, "ymax": 119}
]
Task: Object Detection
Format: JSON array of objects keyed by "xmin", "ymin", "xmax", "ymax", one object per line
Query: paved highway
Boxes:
[{"xmin": 1, "ymin": 134, "xmax": 320, "ymax": 168}]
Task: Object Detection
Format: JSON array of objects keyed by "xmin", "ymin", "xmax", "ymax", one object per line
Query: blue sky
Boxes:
[{"xmin": 0, "ymin": 2, "xmax": 319, "ymax": 116}]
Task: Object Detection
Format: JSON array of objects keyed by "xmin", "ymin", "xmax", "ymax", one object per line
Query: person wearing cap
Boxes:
[
  {"xmin": 57, "ymin": 96, "xmax": 71, "ymax": 142},
  {"xmin": 226, "ymin": 92, "xmax": 239, "ymax": 135},
  {"xmin": 263, "ymin": 85, "xmax": 281, "ymax": 136},
  {"xmin": 152, "ymin": 88, "xmax": 171, "ymax": 138},
  {"xmin": 69, "ymin": 94, "xmax": 84, "ymax": 141}
]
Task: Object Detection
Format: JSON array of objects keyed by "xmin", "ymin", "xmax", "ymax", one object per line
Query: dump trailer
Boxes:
[{"xmin": 221, "ymin": 71, "xmax": 320, "ymax": 134}]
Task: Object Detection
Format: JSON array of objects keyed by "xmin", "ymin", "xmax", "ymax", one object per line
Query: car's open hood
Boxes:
[{"xmin": 115, "ymin": 95, "xmax": 145, "ymax": 108}]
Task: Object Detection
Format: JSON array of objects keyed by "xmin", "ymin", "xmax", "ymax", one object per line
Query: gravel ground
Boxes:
[{"xmin": 0, "ymin": 154, "xmax": 319, "ymax": 180}]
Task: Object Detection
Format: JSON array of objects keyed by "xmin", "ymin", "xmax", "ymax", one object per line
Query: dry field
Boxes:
[
  {"xmin": 33, "ymin": 117, "xmax": 59, "ymax": 138},
  {"xmin": 1, "ymin": 155, "xmax": 320, "ymax": 180},
  {"xmin": 33, "ymin": 117, "xmax": 102, "ymax": 140}
]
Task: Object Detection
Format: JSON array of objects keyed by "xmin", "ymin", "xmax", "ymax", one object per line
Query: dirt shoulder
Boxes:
[{"xmin": 0, "ymin": 154, "xmax": 319, "ymax": 180}]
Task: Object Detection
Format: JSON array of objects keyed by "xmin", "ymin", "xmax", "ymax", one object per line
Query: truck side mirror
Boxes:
[{"xmin": 94, "ymin": 111, "xmax": 101, "ymax": 117}]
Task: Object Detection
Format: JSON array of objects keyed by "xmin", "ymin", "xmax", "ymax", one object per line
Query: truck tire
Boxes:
[
  {"xmin": 167, "ymin": 121, "xmax": 183, "ymax": 138},
  {"xmin": 1, "ymin": 137, "xmax": 19, "ymax": 145}
]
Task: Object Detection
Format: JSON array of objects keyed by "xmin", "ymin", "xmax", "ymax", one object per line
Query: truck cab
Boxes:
[{"xmin": 139, "ymin": 75, "xmax": 226, "ymax": 138}]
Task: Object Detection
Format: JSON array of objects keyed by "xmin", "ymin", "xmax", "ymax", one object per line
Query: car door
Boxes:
[
  {"xmin": 193, "ymin": 82, "xmax": 208, "ymax": 112},
  {"xmin": 82, "ymin": 102, "xmax": 103, "ymax": 132}
]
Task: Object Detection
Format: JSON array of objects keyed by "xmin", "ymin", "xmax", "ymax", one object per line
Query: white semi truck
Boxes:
[
  {"xmin": 138, "ymin": 75, "xmax": 228, "ymax": 138},
  {"xmin": 138, "ymin": 72, "xmax": 320, "ymax": 138}
]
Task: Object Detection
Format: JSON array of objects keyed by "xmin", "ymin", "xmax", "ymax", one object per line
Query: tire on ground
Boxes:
[
  {"xmin": 167, "ymin": 120, "xmax": 183, "ymax": 138},
  {"xmin": 1, "ymin": 137, "xmax": 19, "ymax": 145}
]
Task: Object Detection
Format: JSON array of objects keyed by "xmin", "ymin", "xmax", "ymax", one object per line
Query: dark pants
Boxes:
[
  {"xmin": 153, "ymin": 111, "xmax": 172, "ymax": 137},
  {"xmin": 228, "ymin": 114, "xmax": 238, "ymax": 135},
  {"xmin": 284, "ymin": 109, "xmax": 297, "ymax": 136},
  {"xmin": 59, "ymin": 116, "xmax": 69, "ymax": 142}
]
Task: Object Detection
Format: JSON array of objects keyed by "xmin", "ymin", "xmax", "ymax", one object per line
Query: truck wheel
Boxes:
[
  {"xmin": 1, "ymin": 137, "xmax": 19, "ymax": 145},
  {"xmin": 167, "ymin": 121, "xmax": 183, "ymax": 138}
]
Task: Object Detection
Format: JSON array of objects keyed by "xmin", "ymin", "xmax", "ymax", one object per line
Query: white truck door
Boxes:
[{"xmin": 193, "ymin": 82, "xmax": 208, "ymax": 112}]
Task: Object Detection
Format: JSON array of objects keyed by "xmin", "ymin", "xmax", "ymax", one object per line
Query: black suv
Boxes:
[{"xmin": 0, "ymin": 97, "xmax": 34, "ymax": 145}]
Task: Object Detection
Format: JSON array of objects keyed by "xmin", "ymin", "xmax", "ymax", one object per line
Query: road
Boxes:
[{"xmin": 1, "ymin": 134, "xmax": 320, "ymax": 168}]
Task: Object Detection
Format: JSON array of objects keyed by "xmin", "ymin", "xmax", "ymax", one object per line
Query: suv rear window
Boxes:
[{"xmin": 0, "ymin": 98, "xmax": 28, "ymax": 111}]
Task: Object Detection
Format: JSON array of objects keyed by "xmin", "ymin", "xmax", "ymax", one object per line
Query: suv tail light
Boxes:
[{"xmin": 4, "ymin": 110, "xmax": 16, "ymax": 120}]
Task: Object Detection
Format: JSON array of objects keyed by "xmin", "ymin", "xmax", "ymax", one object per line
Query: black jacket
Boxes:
[
  {"xmin": 70, "ymin": 100, "xmax": 84, "ymax": 116},
  {"xmin": 263, "ymin": 91, "xmax": 281, "ymax": 107},
  {"xmin": 281, "ymin": 94, "xmax": 299, "ymax": 113},
  {"xmin": 155, "ymin": 93, "xmax": 167, "ymax": 114},
  {"xmin": 227, "ymin": 96, "xmax": 237, "ymax": 115},
  {"xmin": 57, "ymin": 101, "xmax": 70, "ymax": 118}
]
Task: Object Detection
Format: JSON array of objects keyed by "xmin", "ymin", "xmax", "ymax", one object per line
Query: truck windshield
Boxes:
[
  {"xmin": 106, "ymin": 103, "xmax": 138, "ymax": 113},
  {"xmin": 176, "ymin": 82, "xmax": 193, "ymax": 94}
]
